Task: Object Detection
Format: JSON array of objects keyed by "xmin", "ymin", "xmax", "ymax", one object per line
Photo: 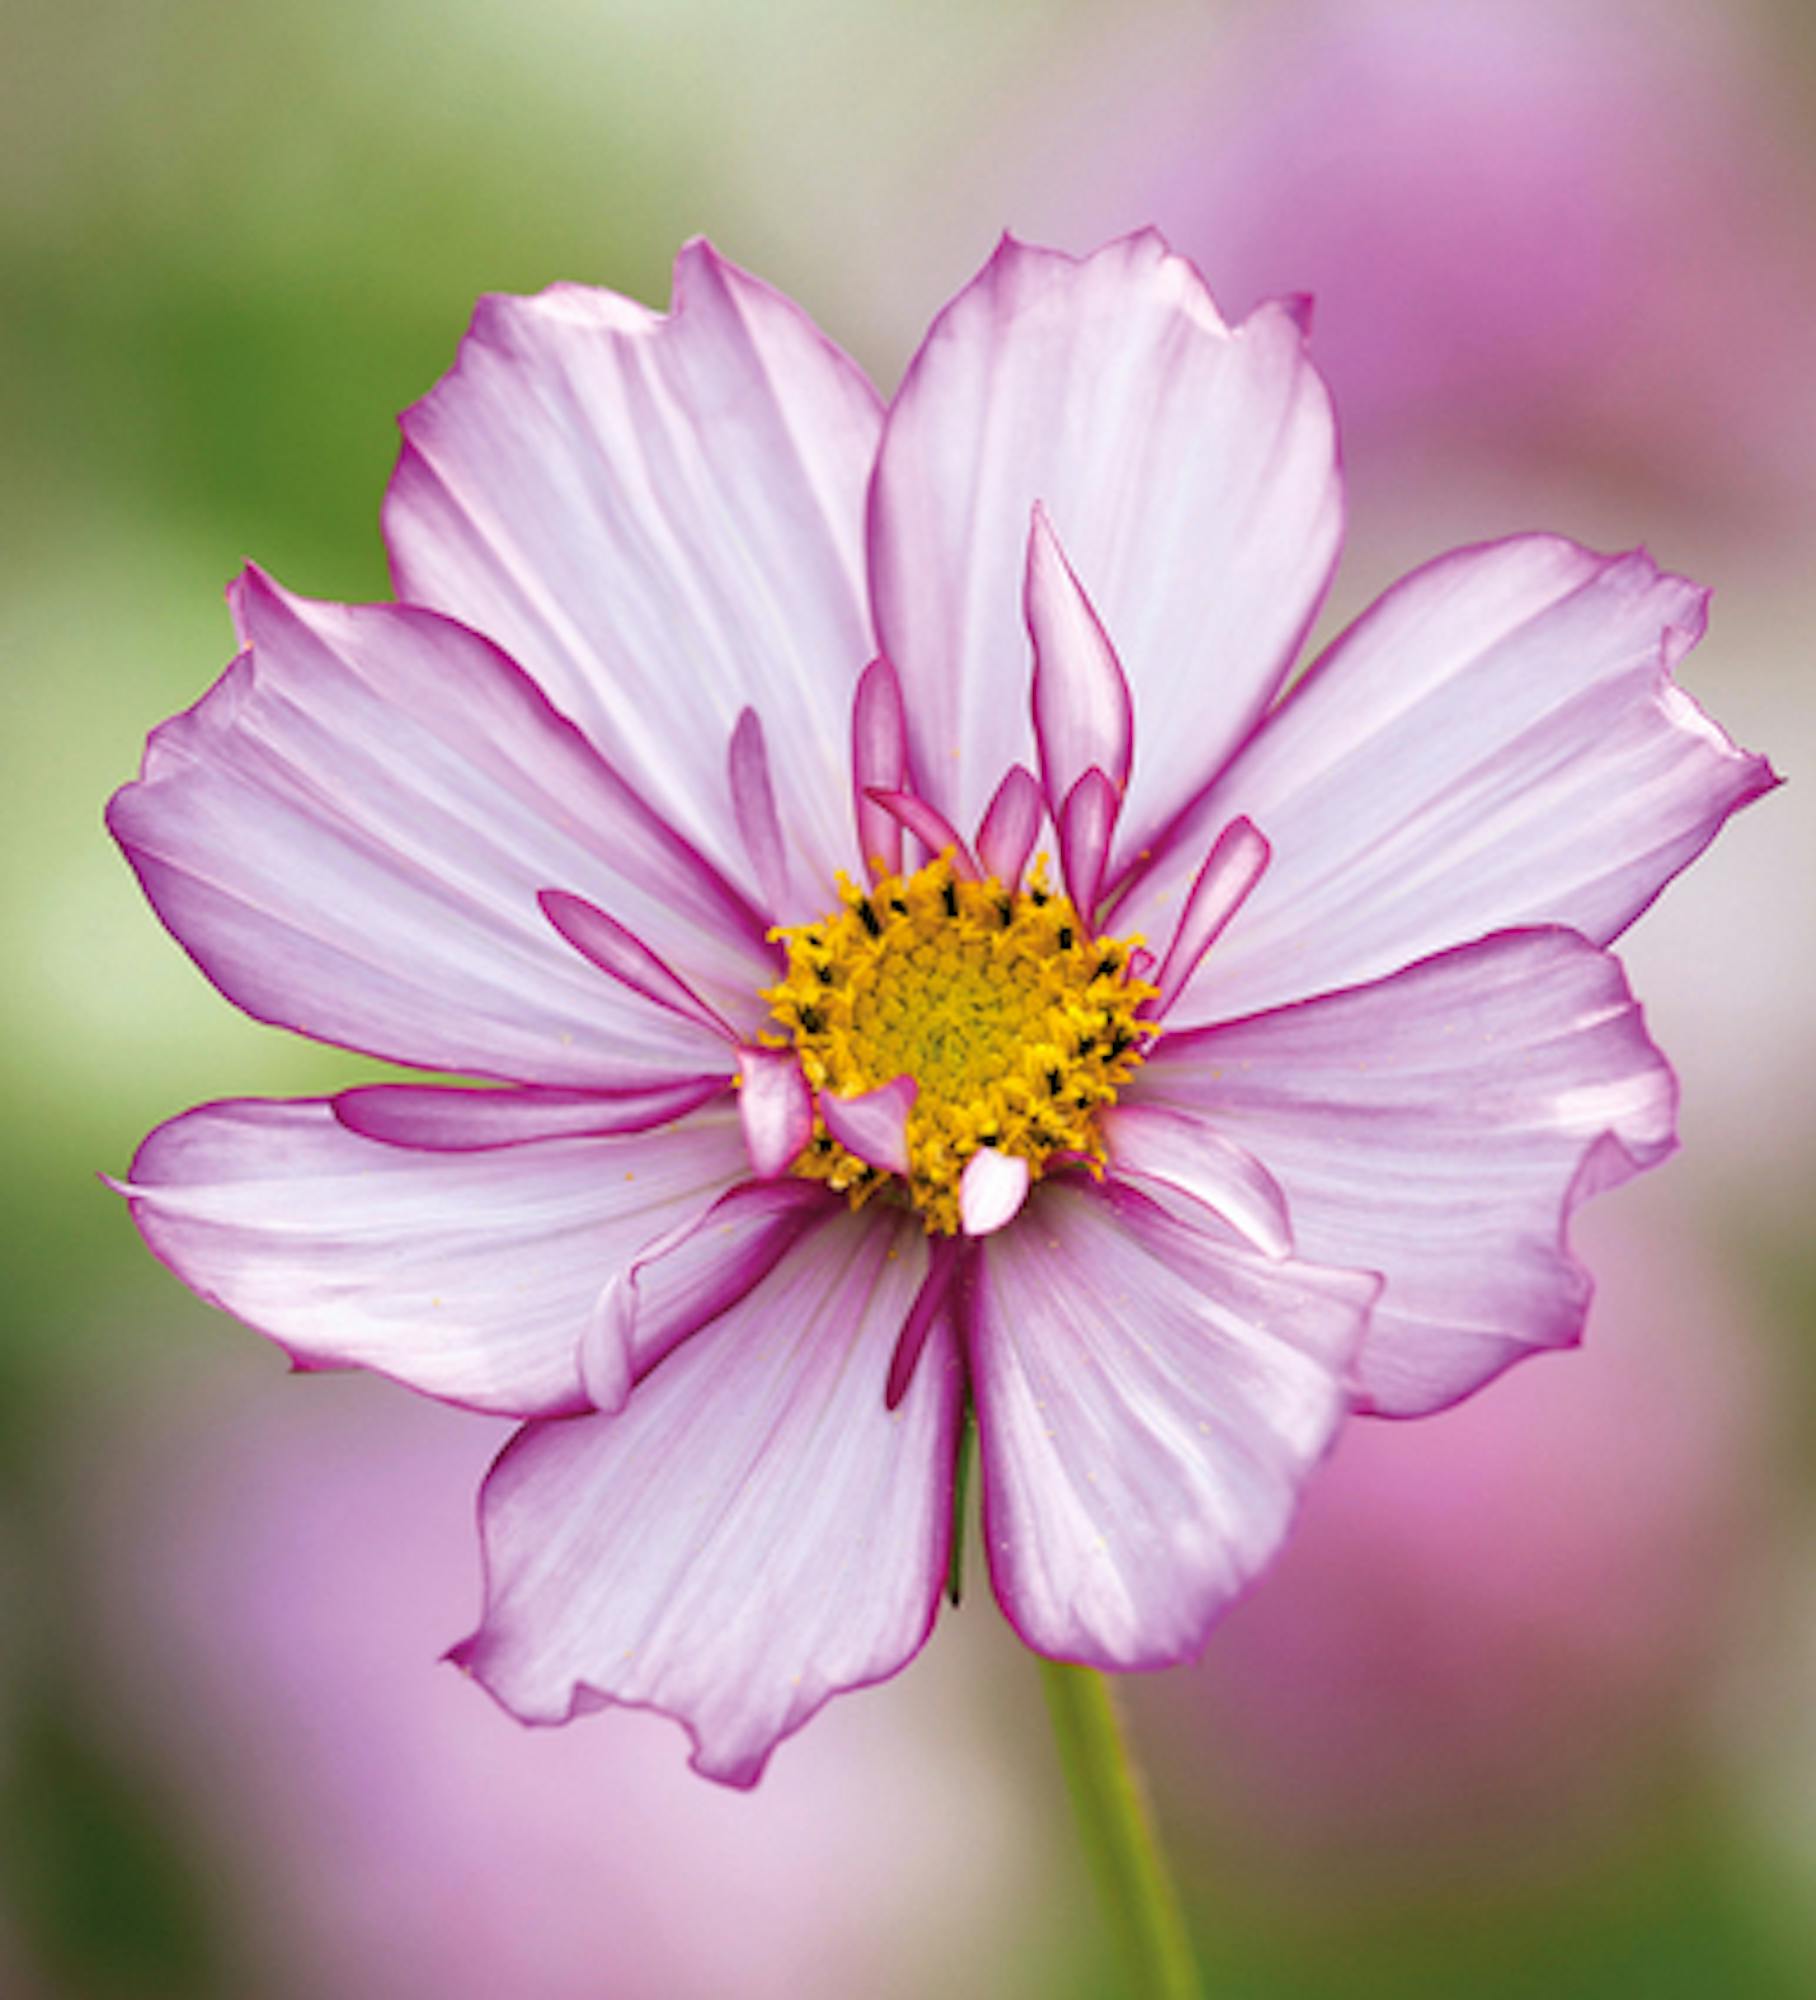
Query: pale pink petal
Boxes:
[
  {"xmin": 727, "ymin": 707, "xmax": 794, "ymax": 922},
  {"xmin": 959, "ymin": 1147, "xmax": 1031, "ymax": 1237},
  {"xmin": 1118, "ymin": 537, "xmax": 1777, "ymax": 1025},
  {"xmin": 1097, "ymin": 1103, "xmax": 1292, "ymax": 1258},
  {"xmin": 106, "ymin": 571, "xmax": 774, "ymax": 1086},
  {"xmin": 539, "ymin": 890, "xmax": 738, "ymax": 1045},
  {"xmin": 579, "ymin": 1179, "xmax": 830, "ymax": 1412},
  {"xmin": 869, "ymin": 231, "xmax": 1340, "ymax": 871},
  {"xmin": 456, "ymin": 1207, "xmax": 961, "ymax": 1787},
  {"xmin": 736, "ymin": 1047, "xmax": 815, "ymax": 1179},
  {"xmin": 118, "ymin": 1099, "xmax": 750, "ymax": 1418},
  {"xmin": 975, "ymin": 765, "xmax": 1044, "ymax": 890},
  {"xmin": 821, "ymin": 1076, "xmax": 918, "ymax": 1176},
  {"xmin": 1128, "ymin": 928, "xmax": 1678, "ymax": 1415},
  {"xmin": 851, "ymin": 656, "xmax": 907, "ymax": 880},
  {"xmin": 333, "ymin": 1079, "xmax": 728, "ymax": 1149},
  {"xmin": 386, "ymin": 241, "xmax": 880, "ymax": 901},
  {"xmin": 1057, "ymin": 768, "xmax": 1118, "ymax": 921},
  {"xmin": 968, "ymin": 1179, "xmax": 1376, "ymax": 1666},
  {"xmin": 1026, "ymin": 504, "xmax": 1134, "ymax": 812},
  {"xmin": 886, "ymin": 1234, "xmax": 963, "ymax": 1411},
  {"xmin": 1145, "ymin": 817, "xmax": 1271, "ymax": 1019},
  {"xmin": 863, "ymin": 790, "xmax": 980, "ymax": 878}
]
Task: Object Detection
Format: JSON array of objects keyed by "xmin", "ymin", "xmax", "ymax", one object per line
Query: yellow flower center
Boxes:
[{"xmin": 764, "ymin": 854, "xmax": 1156, "ymax": 1233}]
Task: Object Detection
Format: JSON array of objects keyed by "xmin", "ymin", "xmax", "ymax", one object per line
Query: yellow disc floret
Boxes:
[{"xmin": 764, "ymin": 853, "xmax": 1157, "ymax": 1233}]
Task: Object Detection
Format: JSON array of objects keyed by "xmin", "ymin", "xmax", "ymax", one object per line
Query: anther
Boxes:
[{"xmin": 764, "ymin": 853, "xmax": 1155, "ymax": 1233}]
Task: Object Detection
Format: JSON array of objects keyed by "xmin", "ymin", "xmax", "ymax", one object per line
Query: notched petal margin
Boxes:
[
  {"xmin": 1128, "ymin": 925, "xmax": 1681, "ymax": 1416},
  {"xmin": 451, "ymin": 1206, "xmax": 962, "ymax": 1788}
]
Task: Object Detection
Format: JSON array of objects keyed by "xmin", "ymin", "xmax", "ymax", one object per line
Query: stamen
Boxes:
[{"xmin": 764, "ymin": 853, "xmax": 1156, "ymax": 1233}]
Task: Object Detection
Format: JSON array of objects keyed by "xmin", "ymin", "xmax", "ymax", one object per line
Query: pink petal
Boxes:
[
  {"xmin": 885, "ymin": 1234, "xmax": 963, "ymax": 1411},
  {"xmin": 968, "ymin": 1179, "xmax": 1375, "ymax": 1666},
  {"xmin": 974, "ymin": 765, "xmax": 1043, "ymax": 890},
  {"xmin": 1057, "ymin": 768, "xmax": 1118, "ymax": 922},
  {"xmin": 332, "ymin": 1078, "xmax": 729, "ymax": 1149},
  {"xmin": 851, "ymin": 656, "xmax": 908, "ymax": 880},
  {"xmin": 869, "ymin": 231, "xmax": 1340, "ymax": 872},
  {"xmin": 1129, "ymin": 928, "xmax": 1679, "ymax": 1415},
  {"xmin": 455, "ymin": 1207, "xmax": 962, "ymax": 1787},
  {"xmin": 1026, "ymin": 503, "xmax": 1134, "ymax": 813},
  {"xmin": 959, "ymin": 1147, "xmax": 1031, "ymax": 1237},
  {"xmin": 107, "ymin": 572, "xmax": 773, "ymax": 1087},
  {"xmin": 116, "ymin": 1098, "xmax": 750, "ymax": 1418},
  {"xmin": 1117, "ymin": 537, "xmax": 1778, "ymax": 1026},
  {"xmin": 1146, "ymin": 817, "xmax": 1271, "ymax": 1019},
  {"xmin": 385, "ymin": 241, "xmax": 881, "ymax": 904},
  {"xmin": 862, "ymin": 790, "xmax": 980, "ymax": 879},
  {"xmin": 1097, "ymin": 1104, "xmax": 1292, "ymax": 1259},
  {"xmin": 821, "ymin": 1076, "xmax": 919, "ymax": 1176},
  {"xmin": 727, "ymin": 707, "xmax": 795, "ymax": 923},
  {"xmin": 539, "ymin": 890, "xmax": 737, "ymax": 1045},
  {"xmin": 580, "ymin": 1179, "xmax": 830, "ymax": 1412},
  {"xmin": 736, "ymin": 1047, "xmax": 815, "ymax": 1179}
]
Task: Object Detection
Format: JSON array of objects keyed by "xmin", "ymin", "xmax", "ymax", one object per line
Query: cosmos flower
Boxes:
[{"xmin": 110, "ymin": 234, "xmax": 1773, "ymax": 1786}]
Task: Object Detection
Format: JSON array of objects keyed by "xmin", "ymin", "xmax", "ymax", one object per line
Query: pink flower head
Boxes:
[{"xmin": 109, "ymin": 234, "xmax": 1775, "ymax": 1786}]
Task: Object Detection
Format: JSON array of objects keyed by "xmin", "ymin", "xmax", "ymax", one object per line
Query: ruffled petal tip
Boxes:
[
  {"xmin": 1131, "ymin": 926, "xmax": 1681, "ymax": 1415},
  {"xmin": 452, "ymin": 1209, "xmax": 960, "ymax": 1787}
]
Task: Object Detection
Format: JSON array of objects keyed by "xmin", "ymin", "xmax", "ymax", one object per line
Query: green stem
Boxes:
[
  {"xmin": 1037, "ymin": 1658, "xmax": 1200, "ymax": 1998},
  {"xmin": 946, "ymin": 1397, "xmax": 976, "ymax": 1606}
]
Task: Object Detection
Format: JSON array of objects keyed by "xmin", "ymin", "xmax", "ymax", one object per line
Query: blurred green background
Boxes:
[{"xmin": 4, "ymin": 1, "xmax": 1814, "ymax": 1994}]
